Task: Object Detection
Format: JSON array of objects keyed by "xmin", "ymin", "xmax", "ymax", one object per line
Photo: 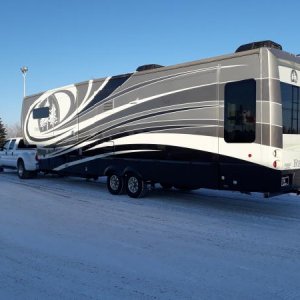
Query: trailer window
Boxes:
[
  {"xmin": 281, "ymin": 83, "xmax": 300, "ymax": 134},
  {"xmin": 224, "ymin": 79, "xmax": 256, "ymax": 143},
  {"xmin": 33, "ymin": 107, "xmax": 50, "ymax": 119}
]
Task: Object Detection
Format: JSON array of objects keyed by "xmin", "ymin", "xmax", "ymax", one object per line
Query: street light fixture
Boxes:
[{"xmin": 20, "ymin": 66, "xmax": 28, "ymax": 98}]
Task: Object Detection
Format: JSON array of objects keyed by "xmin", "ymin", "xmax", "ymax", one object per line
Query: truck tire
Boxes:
[
  {"xmin": 17, "ymin": 160, "xmax": 30, "ymax": 179},
  {"xmin": 107, "ymin": 173, "xmax": 124, "ymax": 195},
  {"xmin": 0, "ymin": 167, "xmax": 3, "ymax": 172},
  {"xmin": 126, "ymin": 173, "xmax": 147, "ymax": 198}
]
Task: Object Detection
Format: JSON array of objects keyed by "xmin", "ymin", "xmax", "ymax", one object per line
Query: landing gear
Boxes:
[
  {"xmin": 160, "ymin": 183, "xmax": 172, "ymax": 190},
  {"xmin": 174, "ymin": 185, "xmax": 194, "ymax": 191}
]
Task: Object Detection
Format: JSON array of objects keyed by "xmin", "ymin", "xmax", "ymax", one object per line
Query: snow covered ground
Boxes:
[{"xmin": 1, "ymin": 170, "xmax": 300, "ymax": 300}]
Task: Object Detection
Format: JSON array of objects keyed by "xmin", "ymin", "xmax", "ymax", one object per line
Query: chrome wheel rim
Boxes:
[
  {"xmin": 110, "ymin": 175, "xmax": 120, "ymax": 191},
  {"xmin": 128, "ymin": 176, "xmax": 139, "ymax": 194}
]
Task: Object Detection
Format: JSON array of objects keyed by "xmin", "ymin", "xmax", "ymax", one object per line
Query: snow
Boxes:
[{"xmin": 1, "ymin": 170, "xmax": 300, "ymax": 299}]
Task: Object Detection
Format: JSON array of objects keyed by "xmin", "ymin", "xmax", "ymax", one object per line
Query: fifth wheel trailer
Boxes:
[{"xmin": 21, "ymin": 41, "xmax": 300, "ymax": 197}]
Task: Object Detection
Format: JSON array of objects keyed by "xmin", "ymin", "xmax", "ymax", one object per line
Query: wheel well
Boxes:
[
  {"xmin": 17, "ymin": 158, "xmax": 23, "ymax": 166},
  {"xmin": 104, "ymin": 166, "xmax": 143, "ymax": 179},
  {"xmin": 104, "ymin": 166, "xmax": 121, "ymax": 177},
  {"xmin": 123, "ymin": 167, "xmax": 142, "ymax": 179}
]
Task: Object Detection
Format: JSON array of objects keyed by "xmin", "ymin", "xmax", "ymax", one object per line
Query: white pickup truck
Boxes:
[{"xmin": 0, "ymin": 138, "xmax": 39, "ymax": 178}]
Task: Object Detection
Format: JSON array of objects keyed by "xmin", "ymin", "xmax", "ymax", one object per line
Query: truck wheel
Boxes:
[
  {"xmin": 17, "ymin": 160, "xmax": 30, "ymax": 179},
  {"xmin": 0, "ymin": 167, "xmax": 3, "ymax": 172},
  {"xmin": 107, "ymin": 173, "xmax": 124, "ymax": 195},
  {"xmin": 126, "ymin": 173, "xmax": 147, "ymax": 198}
]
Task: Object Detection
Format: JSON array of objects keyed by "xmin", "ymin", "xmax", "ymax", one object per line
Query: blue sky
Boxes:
[{"xmin": 1, "ymin": 0, "xmax": 299, "ymax": 125}]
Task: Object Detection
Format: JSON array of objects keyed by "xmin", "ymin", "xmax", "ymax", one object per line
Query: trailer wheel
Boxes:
[
  {"xmin": 17, "ymin": 160, "xmax": 30, "ymax": 179},
  {"xmin": 107, "ymin": 173, "xmax": 124, "ymax": 195},
  {"xmin": 126, "ymin": 173, "xmax": 146, "ymax": 198}
]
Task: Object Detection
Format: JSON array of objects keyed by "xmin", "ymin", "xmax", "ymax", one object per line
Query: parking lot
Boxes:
[{"xmin": 1, "ymin": 171, "xmax": 300, "ymax": 299}]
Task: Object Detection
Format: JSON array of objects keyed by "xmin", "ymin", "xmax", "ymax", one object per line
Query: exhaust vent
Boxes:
[
  {"xmin": 136, "ymin": 64, "xmax": 164, "ymax": 72},
  {"xmin": 235, "ymin": 40, "xmax": 282, "ymax": 53},
  {"xmin": 103, "ymin": 101, "xmax": 113, "ymax": 111}
]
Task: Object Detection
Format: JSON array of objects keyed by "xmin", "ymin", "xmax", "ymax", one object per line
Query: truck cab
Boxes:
[{"xmin": 0, "ymin": 138, "xmax": 38, "ymax": 178}]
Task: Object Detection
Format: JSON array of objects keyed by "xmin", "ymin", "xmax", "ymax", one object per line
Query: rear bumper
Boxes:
[
  {"xmin": 219, "ymin": 162, "xmax": 300, "ymax": 194},
  {"xmin": 271, "ymin": 169, "xmax": 300, "ymax": 194}
]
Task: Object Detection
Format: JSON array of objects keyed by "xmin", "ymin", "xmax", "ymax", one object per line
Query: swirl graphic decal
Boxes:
[{"xmin": 24, "ymin": 78, "xmax": 111, "ymax": 146}]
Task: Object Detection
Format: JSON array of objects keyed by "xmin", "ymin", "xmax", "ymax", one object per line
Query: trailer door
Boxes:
[{"xmin": 219, "ymin": 78, "xmax": 258, "ymax": 191}]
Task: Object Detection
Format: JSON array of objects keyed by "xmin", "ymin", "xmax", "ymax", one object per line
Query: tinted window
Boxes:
[
  {"xmin": 281, "ymin": 83, "xmax": 300, "ymax": 134},
  {"xmin": 18, "ymin": 140, "xmax": 36, "ymax": 149},
  {"xmin": 33, "ymin": 107, "xmax": 49, "ymax": 119},
  {"xmin": 224, "ymin": 79, "xmax": 256, "ymax": 143}
]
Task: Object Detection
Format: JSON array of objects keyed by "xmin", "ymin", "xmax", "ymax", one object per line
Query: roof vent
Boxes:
[
  {"xmin": 136, "ymin": 64, "xmax": 164, "ymax": 72},
  {"xmin": 235, "ymin": 40, "xmax": 282, "ymax": 53}
]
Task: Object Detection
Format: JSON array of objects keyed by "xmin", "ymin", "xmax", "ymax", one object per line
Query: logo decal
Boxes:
[{"xmin": 291, "ymin": 70, "xmax": 298, "ymax": 83}]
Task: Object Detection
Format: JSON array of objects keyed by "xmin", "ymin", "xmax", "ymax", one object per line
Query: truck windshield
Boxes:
[{"xmin": 281, "ymin": 82, "xmax": 300, "ymax": 134}]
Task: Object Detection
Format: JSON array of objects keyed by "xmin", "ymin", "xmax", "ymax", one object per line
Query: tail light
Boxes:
[{"xmin": 273, "ymin": 160, "xmax": 279, "ymax": 168}]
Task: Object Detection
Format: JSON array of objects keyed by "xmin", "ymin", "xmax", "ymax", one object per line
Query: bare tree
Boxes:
[
  {"xmin": 0, "ymin": 117, "xmax": 7, "ymax": 146},
  {"xmin": 6, "ymin": 122, "xmax": 22, "ymax": 138}
]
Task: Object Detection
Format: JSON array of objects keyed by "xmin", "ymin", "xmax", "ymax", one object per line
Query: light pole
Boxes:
[{"xmin": 20, "ymin": 66, "xmax": 28, "ymax": 98}]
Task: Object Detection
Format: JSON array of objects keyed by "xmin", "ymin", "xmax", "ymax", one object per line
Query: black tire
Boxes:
[
  {"xmin": 160, "ymin": 183, "xmax": 173, "ymax": 190},
  {"xmin": 126, "ymin": 173, "xmax": 147, "ymax": 198},
  {"xmin": 107, "ymin": 173, "xmax": 124, "ymax": 195},
  {"xmin": 0, "ymin": 167, "xmax": 3, "ymax": 172},
  {"xmin": 17, "ymin": 160, "xmax": 30, "ymax": 179}
]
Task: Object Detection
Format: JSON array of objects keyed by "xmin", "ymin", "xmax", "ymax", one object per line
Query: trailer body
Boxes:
[{"xmin": 21, "ymin": 41, "xmax": 300, "ymax": 197}]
